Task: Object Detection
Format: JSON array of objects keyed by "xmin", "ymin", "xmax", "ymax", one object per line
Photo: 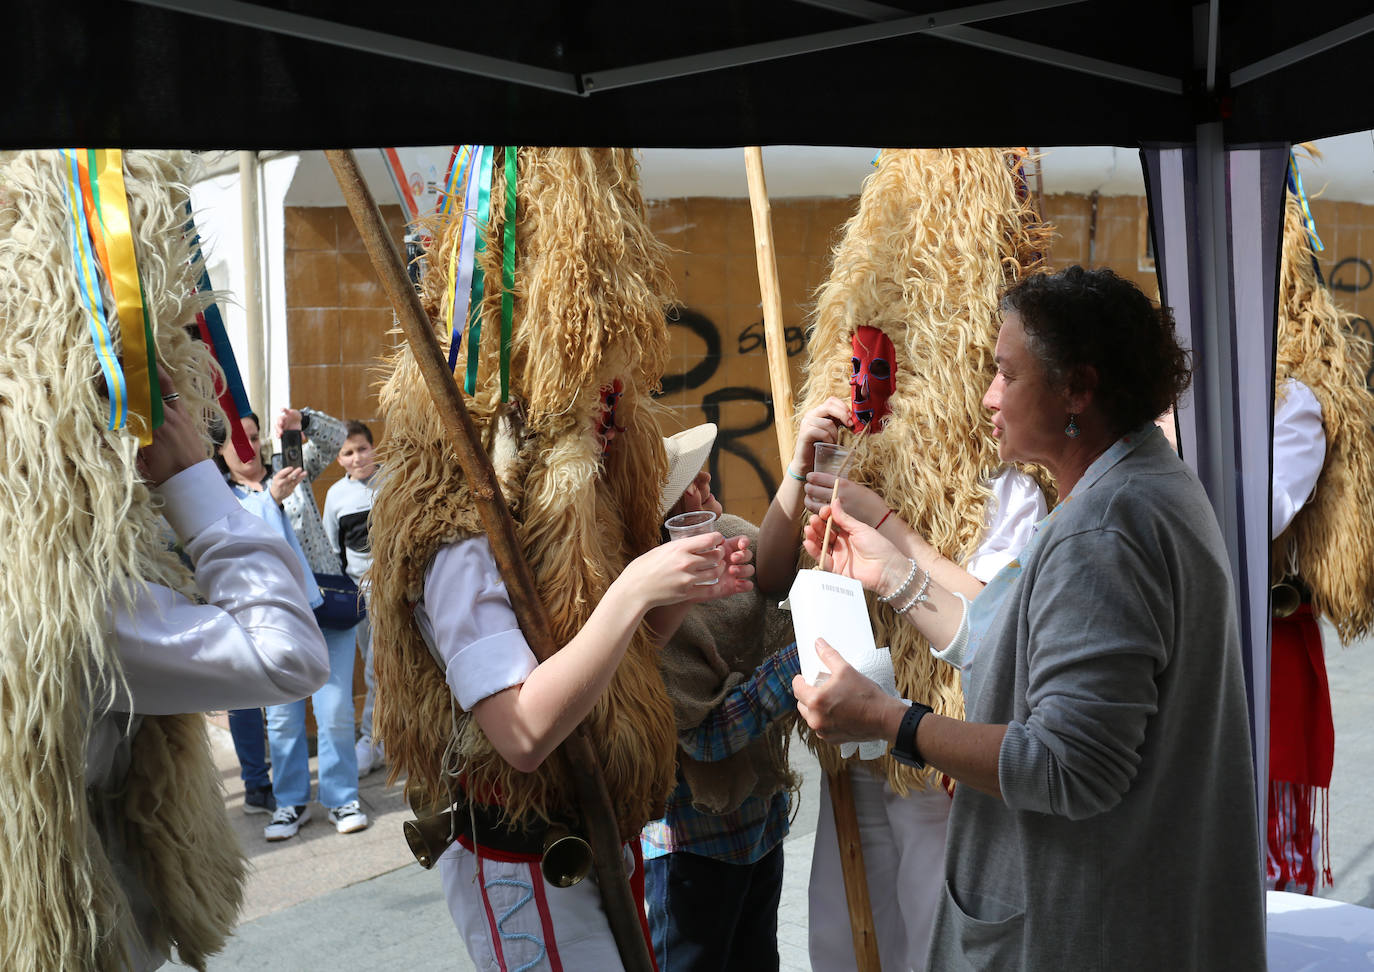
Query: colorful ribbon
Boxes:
[
  {"xmin": 61, "ymin": 150, "xmax": 125, "ymax": 432},
  {"xmin": 185, "ymin": 208, "xmax": 255, "ymax": 463},
  {"xmin": 1288, "ymin": 152, "xmax": 1325, "ymax": 253},
  {"xmin": 444, "ymin": 145, "xmax": 485, "ymax": 372},
  {"xmin": 61, "ymin": 149, "xmax": 166, "ymax": 442},
  {"xmin": 438, "ymin": 145, "xmax": 518, "ymax": 398},
  {"xmin": 91, "ymin": 149, "xmax": 161, "ymax": 440},
  {"xmin": 464, "ymin": 147, "xmax": 496, "ymax": 395},
  {"xmin": 499, "ymin": 147, "xmax": 518, "ymax": 402}
]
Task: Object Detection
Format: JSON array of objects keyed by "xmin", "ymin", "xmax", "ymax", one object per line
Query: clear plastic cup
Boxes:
[
  {"xmin": 664, "ymin": 510, "xmax": 720, "ymax": 585},
  {"xmin": 812, "ymin": 442, "xmax": 852, "ymax": 477}
]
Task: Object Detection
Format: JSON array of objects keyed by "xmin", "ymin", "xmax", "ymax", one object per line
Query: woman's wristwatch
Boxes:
[{"xmin": 890, "ymin": 700, "xmax": 933, "ymax": 769}]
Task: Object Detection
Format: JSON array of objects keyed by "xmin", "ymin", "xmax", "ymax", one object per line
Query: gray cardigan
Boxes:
[{"xmin": 930, "ymin": 429, "xmax": 1266, "ymax": 971}]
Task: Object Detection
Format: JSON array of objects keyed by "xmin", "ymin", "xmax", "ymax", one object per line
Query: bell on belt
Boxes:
[
  {"xmin": 1271, "ymin": 582, "xmax": 1301, "ymax": 619},
  {"xmin": 405, "ymin": 809, "xmax": 458, "ymax": 870},
  {"xmin": 541, "ymin": 824, "xmax": 593, "ymax": 888}
]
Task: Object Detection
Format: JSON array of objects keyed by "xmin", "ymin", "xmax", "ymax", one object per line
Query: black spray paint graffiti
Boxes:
[
  {"xmin": 1331, "ymin": 257, "xmax": 1373, "ymax": 294},
  {"xmin": 737, "ymin": 319, "xmax": 808, "ymax": 357},
  {"xmin": 657, "ymin": 306, "xmax": 810, "ymax": 503}
]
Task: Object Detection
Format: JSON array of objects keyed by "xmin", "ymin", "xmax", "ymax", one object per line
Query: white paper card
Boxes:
[
  {"xmin": 785, "ymin": 569, "xmax": 878, "ymax": 684},
  {"xmin": 785, "ymin": 568, "xmax": 903, "ymax": 760}
]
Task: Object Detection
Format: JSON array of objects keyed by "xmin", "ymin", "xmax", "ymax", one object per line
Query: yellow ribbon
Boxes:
[{"xmin": 94, "ymin": 149, "xmax": 158, "ymax": 443}]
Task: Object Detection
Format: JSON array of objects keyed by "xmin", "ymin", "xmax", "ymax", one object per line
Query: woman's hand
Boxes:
[
  {"xmin": 790, "ymin": 397, "xmax": 852, "ymax": 477},
  {"xmin": 268, "ymin": 465, "xmax": 307, "ymax": 504},
  {"xmin": 708, "ymin": 535, "xmax": 756, "ymax": 598},
  {"xmin": 803, "ymin": 497, "xmax": 907, "ymax": 595},
  {"xmin": 793, "ymin": 639, "xmax": 907, "ymax": 744},
  {"xmin": 803, "ymin": 473, "xmax": 890, "ymax": 525},
  {"xmin": 136, "ymin": 374, "xmax": 206, "ymax": 486},
  {"xmin": 275, "ymin": 407, "xmax": 303, "ymax": 438},
  {"xmin": 617, "ymin": 533, "xmax": 729, "ymax": 609}
]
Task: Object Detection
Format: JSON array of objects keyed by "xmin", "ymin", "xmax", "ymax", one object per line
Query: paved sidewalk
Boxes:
[
  {"xmin": 205, "ymin": 729, "xmax": 822, "ymax": 971},
  {"xmin": 207, "ymin": 621, "xmax": 1374, "ymax": 969}
]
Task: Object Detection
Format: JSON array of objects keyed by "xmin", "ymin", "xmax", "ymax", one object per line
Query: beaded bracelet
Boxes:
[
  {"xmin": 786, "ymin": 466, "xmax": 807, "ymax": 482},
  {"xmin": 894, "ymin": 567, "xmax": 933, "ymax": 615},
  {"xmin": 878, "ymin": 557, "xmax": 919, "ymax": 604}
]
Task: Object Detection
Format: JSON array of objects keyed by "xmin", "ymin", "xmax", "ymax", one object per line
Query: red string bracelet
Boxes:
[{"xmin": 875, "ymin": 509, "xmax": 892, "ymax": 529}]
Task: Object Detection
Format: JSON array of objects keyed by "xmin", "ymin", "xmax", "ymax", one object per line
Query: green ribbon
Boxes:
[
  {"xmin": 499, "ymin": 147, "xmax": 518, "ymax": 402},
  {"xmin": 464, "ymin": 146, "xmax": 495, "ymax": 395}
]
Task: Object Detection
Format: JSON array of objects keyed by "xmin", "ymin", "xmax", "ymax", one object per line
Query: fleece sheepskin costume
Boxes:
[
  {"xmin": 371, "ymin": 147, "xmax": 678, "ymax": 839},
  {"xmin": 1273, "ymin": 188, "xmax": 1374, "ymax": 638},
  {"xmin": 0, "ymin": 152, "xmax": 244, "ymax": 970},
  {"xmin": 796, "ymin": 148, "xmax": 1053, "ymax": 795},
  {"xmin": 1266, "ymin": 178, "xmax": 1374, "ymax": 890}
]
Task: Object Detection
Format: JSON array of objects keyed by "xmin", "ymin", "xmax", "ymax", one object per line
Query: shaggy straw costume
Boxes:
[
  {"xmin": 796, "ymin": 148, "xmax": 1053, "ymax": 794},
  {"xmin": 1273, "ymin": 190, "xmax": 1374, "ymax": 638},
  {"xmin": 0, "ymin": 152, "xmax": 245, "ymax": 969},
  {"xmin": 1267, "ymin": 179, "xmax": 1374, "ymax": 889},
  {"xmin": 371, "ymin": 147, "xmax": 678, "ymax": 839}
]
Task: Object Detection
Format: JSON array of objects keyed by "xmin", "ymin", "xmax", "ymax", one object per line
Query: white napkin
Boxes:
[{"xmin": 833, "ymin": 645, "xmax": 902, "ymax": 760}]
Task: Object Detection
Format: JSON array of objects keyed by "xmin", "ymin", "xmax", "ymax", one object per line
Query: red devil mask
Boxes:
[{"xmin": 850, "ymin": 325, "xmax": 896, "ymax": 432}]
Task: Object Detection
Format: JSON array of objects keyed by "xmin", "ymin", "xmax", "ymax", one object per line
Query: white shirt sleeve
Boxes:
[
  {"xmin": 415, "ymin": 536, "xmax": 539, "ymax": 711},
  {"xmin": 1272, "ymin": 378, "xmax": 1326, "ymax": 539},
  {"xmin": 108, "ymin": 460, "xmax": 329, "ymax": 715},
  {"xmin": 964, "ymin": 467, "xmax": 1047, "ymax": 584}
]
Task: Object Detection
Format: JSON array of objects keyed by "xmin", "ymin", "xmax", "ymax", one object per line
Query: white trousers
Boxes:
[
  {"xmin": 808, "ymin": 766, "xmax": 952, "ymax": 972},
  {"xmin": 439, "ymin": 840, "xmax": 635, "ymax": 972}
]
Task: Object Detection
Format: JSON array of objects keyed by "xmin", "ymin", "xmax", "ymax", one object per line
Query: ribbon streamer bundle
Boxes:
[
  {"xmin": 1288, "ymin": 150, "xmax": 1325, "ymax": 254},
  {"xmin": 184, "ymin": 210, "xmax": 256, "ymax": 463},
  {"xmin": 60, "ymin": 148, "xmax": 162, "ymax": 442},
  {"xmin": 441, "ymin": 145, "xmax": 519, "ymax": 400}
]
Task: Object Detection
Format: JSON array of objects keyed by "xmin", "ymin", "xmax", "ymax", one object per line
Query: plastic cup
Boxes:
[
  {"xmin": 664, "ymin": 510, "xmax": 720, "ymax": 585},
  {"xmin": 812, "ymin": 442, "xmax": 852, "ymax": 477}
]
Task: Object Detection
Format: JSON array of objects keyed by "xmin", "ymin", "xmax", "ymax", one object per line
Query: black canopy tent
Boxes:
[
  {"xmin": 7, "ymin": 0, "xmax": 1374, "ymax": 149},
  {"xmin": 13, "ymin": 0, "xmax": 1374, "ymax": 864}
]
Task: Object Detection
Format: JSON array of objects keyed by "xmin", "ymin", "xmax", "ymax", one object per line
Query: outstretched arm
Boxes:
[
  {"xmin": 427, "ymin": 532, "xmax": 742, "ymax": 773},
  {"xmin": 757, "ymin": 397, "xmax": 852, "ymax": 594}
]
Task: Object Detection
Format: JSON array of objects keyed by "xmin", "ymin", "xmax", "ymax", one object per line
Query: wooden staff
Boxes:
[
  {"xmin": 744, "ymin": 146, "xmax": 881, "ymax": 972},
  {"xmin": 744, "ymin": 147, "xmax": 797, "ymax": 468},
  {"xmin": 325, "ymin": 149, "xmax": 654, "ymax": 972}
]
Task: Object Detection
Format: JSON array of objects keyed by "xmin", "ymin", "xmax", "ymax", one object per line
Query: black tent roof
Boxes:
[{"xmin": 9, "ymin": 0, "xmax": 1374, "ymax": 150}]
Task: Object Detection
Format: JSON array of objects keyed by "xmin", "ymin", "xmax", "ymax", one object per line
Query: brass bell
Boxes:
[
  {"xmin": 1271, "ymin": 582, "xmax": 1301, "ymax": 619},
  {"xmin": 540, "ymin": 824, "xmax": 593, "ymax": 888},
  {"xmin": 405, "ymin": 808, "xmax": 459, "ymax": 870}
]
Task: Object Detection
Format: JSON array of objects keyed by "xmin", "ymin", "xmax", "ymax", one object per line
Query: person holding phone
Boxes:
[{"xmin": 214, "ymin": 405, "xmax": 369, "ymax": 840}]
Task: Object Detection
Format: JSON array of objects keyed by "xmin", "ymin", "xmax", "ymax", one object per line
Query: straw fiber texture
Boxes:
[
  {"xmin": 1274, "ymin": 182, "xmax": 1374, "ymax": 642},
  {"xmin": 796, "ymin": 148, "xmax": 1053, "ymax": 794},
  {"xmin": 370, "ymin": 148, "xmax": 678, "ymax": 838},
  {"xmin": 0, "ymin": 150, "xmax": 243, "ymax": 970}
]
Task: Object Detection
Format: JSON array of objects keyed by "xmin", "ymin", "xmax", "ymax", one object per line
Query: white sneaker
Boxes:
[
  {"xmin": 264, "ymin": 804, "xmax": 311, "ymax": 842},
  {"xmin": 329, "ymin": 800, "xmax": 370, "ymax": 835},
  {"xmin": 356, "ymin": 737, "xmax": 386, "ymax": 777}
]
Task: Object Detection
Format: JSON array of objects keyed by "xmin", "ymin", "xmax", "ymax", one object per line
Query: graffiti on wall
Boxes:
[{"xmin": 658, "ymin": 306, "xmax": 809, "ymax": 507}]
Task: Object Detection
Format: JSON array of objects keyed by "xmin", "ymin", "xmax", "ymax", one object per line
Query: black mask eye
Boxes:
[
  {"xmin": 851, "ymin": 356, "xmax": 862, "ymax": 375},
  {"xmin": 868, "ymin": 358, "xmax": 891, "ymax": 381}
]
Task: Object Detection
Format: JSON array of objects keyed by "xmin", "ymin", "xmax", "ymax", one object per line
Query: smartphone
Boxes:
[{"xmin": 281, "ymin": 429, "xmax": 304, "ymax": 470}]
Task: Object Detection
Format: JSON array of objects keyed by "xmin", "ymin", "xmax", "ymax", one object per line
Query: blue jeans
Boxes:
[
  {"xmin": 356, "ymin": 614, "xmax": 374, "ymax": 740},
  {"xmin": 266, "ymin": 622, "xmax": 359, "ymax": 808},
  {"xmin": 645, "ymin": 843, "xmax": 784, "ymax": 972},
  {"xmin": 227, "ymin": 708, "xmax": 271, "ymax": 790}
]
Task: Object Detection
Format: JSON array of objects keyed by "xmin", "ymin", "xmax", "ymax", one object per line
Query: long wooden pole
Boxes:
[
  {"xmin": 743, "ymin": 147, "xmax": 797, "ymax": 468},
  {"xmin": 325, "ymin": 149, "xmax": 654, "ymax": 972},
  {"xmin": 743, "ymin": 146, "xmax": 881, "ymax": 972}
]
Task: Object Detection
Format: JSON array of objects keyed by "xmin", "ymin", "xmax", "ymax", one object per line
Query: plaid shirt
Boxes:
[{"xmin": 642, "ymin": 643, "xmax": 800, "ymax": 865}]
